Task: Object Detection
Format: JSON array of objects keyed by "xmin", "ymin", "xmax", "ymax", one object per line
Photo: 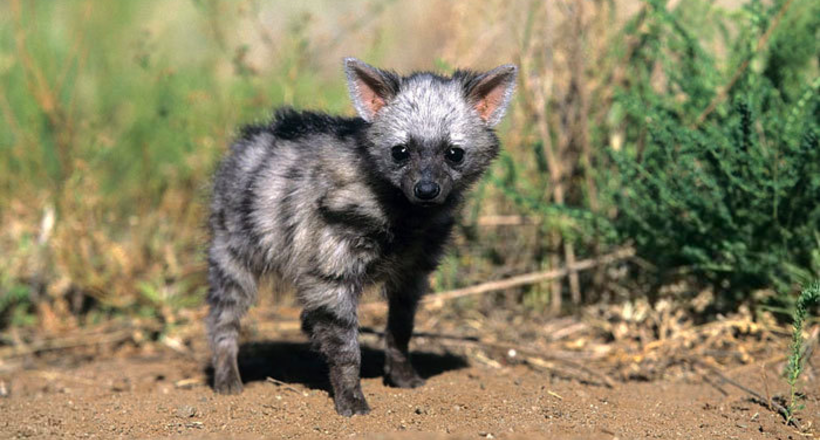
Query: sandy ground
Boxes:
[{"xmin": 0, "ymin": 324, "xmax": 816, "ymax": 440}]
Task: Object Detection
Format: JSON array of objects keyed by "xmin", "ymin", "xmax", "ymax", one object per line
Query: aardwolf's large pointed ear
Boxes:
[
  {"xmin": 465, "ymin": 64, "xmax": 517, "ymax": 127},
  {"xmin": 344, "ymin": 58, "xmax": 400, "ymax": 122}
]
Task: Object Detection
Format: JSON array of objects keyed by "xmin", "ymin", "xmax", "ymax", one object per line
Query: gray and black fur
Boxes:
[{"xmin": 206, "ymin": 58, "xmax": 516, "ymax": 416}]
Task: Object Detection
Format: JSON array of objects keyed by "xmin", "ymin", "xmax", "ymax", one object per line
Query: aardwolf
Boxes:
[{"xmin": 207, "ymin": 58, "xmax": 516, "ymax": 416}]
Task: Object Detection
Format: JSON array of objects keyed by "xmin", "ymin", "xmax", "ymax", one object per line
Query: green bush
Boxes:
[{"xmin": 609, "ymin": 0, "xmax": 820, "ymax": 308}]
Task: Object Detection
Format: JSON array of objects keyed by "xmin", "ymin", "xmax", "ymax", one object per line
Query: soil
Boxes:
[{"xmin": 0, "ymin": 307, "xmax": 817, "ymax": 439}]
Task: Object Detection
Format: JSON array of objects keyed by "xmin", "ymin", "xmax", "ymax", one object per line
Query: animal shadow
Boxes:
[{"xmin": 205, "ymin": 340, "xmax": 469, "ymax": 392}]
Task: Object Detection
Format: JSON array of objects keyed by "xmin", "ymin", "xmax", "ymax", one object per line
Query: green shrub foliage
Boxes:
[{"xmin": 610, "ymin": 0, "xmax": 820, "ymax": 307}]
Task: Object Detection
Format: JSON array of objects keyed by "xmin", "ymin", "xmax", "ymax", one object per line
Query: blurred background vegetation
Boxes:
[{"xmin": 0, "ymin": 0, "xmax": 817, "ymax": 333}]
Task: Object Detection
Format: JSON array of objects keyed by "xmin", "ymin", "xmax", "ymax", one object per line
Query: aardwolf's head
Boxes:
[{"xmin": 345, "ymin": 58, "xmax": 517, "ymax": 206}]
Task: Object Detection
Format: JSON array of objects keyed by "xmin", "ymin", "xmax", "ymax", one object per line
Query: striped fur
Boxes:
[{"xmin": 206, "ymin": 58, "xmax": 516, "ymax": 416}]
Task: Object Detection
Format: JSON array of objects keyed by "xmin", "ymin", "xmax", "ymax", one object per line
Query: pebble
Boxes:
[
  {"xmin": 111, "ymin": 378, "xmax": 131, "ymax": 392},
  {"xmin": 176, "ymin": 405, "xmax": 197, "ymax": 418}
]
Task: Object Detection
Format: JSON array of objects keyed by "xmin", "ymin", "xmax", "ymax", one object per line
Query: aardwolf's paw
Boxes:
[
  {"xmin": 385, "ymin": 362, "xmax": 426, "ymax": 388},
  {"xmin": 335, "ymin": 392, "xmax": 371, "ymax": 417},
  {"xmin": 213, "ymin": 370, "xmax": 244, "ymax": 395}
]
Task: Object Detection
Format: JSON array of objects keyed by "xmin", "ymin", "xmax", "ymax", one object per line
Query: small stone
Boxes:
[
  {"xmin": 111, "ymin": 378, "xmax": 130, "ymax": 392},
  {"xmin": 750, "ymin": 412, "xmax": 759, "ymax": 421},
  {"xmin": 0, "ymin": 380, "xmax": 10, "ymax": 398},
  {"xmin": 176, "ymin": 405, "xmax": 197, "ymax": 418}
]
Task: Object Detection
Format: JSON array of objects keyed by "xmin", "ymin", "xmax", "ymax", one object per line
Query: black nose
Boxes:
[{"xmin": 414, "ymin": 181, "xmax": 441, "ymax": 200}]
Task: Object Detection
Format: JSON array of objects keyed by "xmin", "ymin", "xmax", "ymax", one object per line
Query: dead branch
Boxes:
[
  {"xmin": 266, "ymin": 377, "xmax": 308, "ymax": 396},
  {"xmin": 0, "ymin": 322, "xmax": 163, "ymax": 359},
  {"xmin": 0, "ymin": 328, "xmax": 134, "ymax": 359},
  {"xmin": 361, "ymin": 247, "xmax": 634, "ymax": 314}
]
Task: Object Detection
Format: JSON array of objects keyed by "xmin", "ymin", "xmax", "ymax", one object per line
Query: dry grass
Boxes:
[{"xmin": 0, "ymin": 0, "xmax": 794, "ymax": 334}]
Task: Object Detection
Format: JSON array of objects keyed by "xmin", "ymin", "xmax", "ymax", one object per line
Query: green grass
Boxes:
[
  {"xmin": 784, "ymin": 282, "xmax": 819, "ymax": 425},
  {"xmin": 0, "ymin": 0, "xmax": 355, "ymax": 326}
]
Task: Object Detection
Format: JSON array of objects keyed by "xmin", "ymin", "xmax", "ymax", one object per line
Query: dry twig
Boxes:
[
  {"xmin": 0, "ymin": 322, "xmax": 161, "ymax": 359},
  {"xmin": 266, "ymin": 377, "xmax": 308, "ymax": 396},
  {"xmin": 174, "ymin": 377, "xmax": 207, "ymax": 389},
  {"xmin": 0, "ymin": 328, "xmax": 133, "ymax": 359},
  {"xmin": 361, "ymin": 247, "xmax": 634, "ymax": 313}
]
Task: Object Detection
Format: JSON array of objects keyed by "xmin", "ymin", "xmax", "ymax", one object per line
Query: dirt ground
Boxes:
[{"xmin": 0, "ymin": 306, "xmax": 817, "ymax": 439}]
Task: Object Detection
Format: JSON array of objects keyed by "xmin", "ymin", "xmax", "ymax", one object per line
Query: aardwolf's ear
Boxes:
[
  {"xmin": 344, "ymin": 58, "xmax": 400, "ymax": 122},
  {"xmin": 464, "ymin": 64, "xmax": 517, "ymax": 127}
]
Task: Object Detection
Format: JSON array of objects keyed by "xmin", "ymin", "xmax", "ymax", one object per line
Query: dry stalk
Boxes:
[
  {"xmin": 761, "ymin": 365, "xmax": 772, "ymax": 412},
  {"xmin": 562, "ymin": 0, "xmax": 597, "ymax": 305},
  {"xmin": 517, "ymin": 0, "xmax": 570, "ymax": 314},
  {"xmin": 11, "ymin": 0, "xmax": 76, "ymax": 187},
  {"xmin": 56, "ymin": 1, "xmax": 92, "ymax": 94}
]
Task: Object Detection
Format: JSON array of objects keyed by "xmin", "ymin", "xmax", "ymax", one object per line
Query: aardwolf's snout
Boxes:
[{"xmin": 414, "ymin": 181, "xmax": 440, "ymax": 201}]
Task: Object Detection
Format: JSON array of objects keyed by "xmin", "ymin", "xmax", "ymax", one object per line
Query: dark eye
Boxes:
[
  {"xmin": 391, "ymin": 145, "xmax": 410, "ymax": 163},
  {"xmin": 445, "ymin": 147, "xmax": 465, "ymax": 164}
]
